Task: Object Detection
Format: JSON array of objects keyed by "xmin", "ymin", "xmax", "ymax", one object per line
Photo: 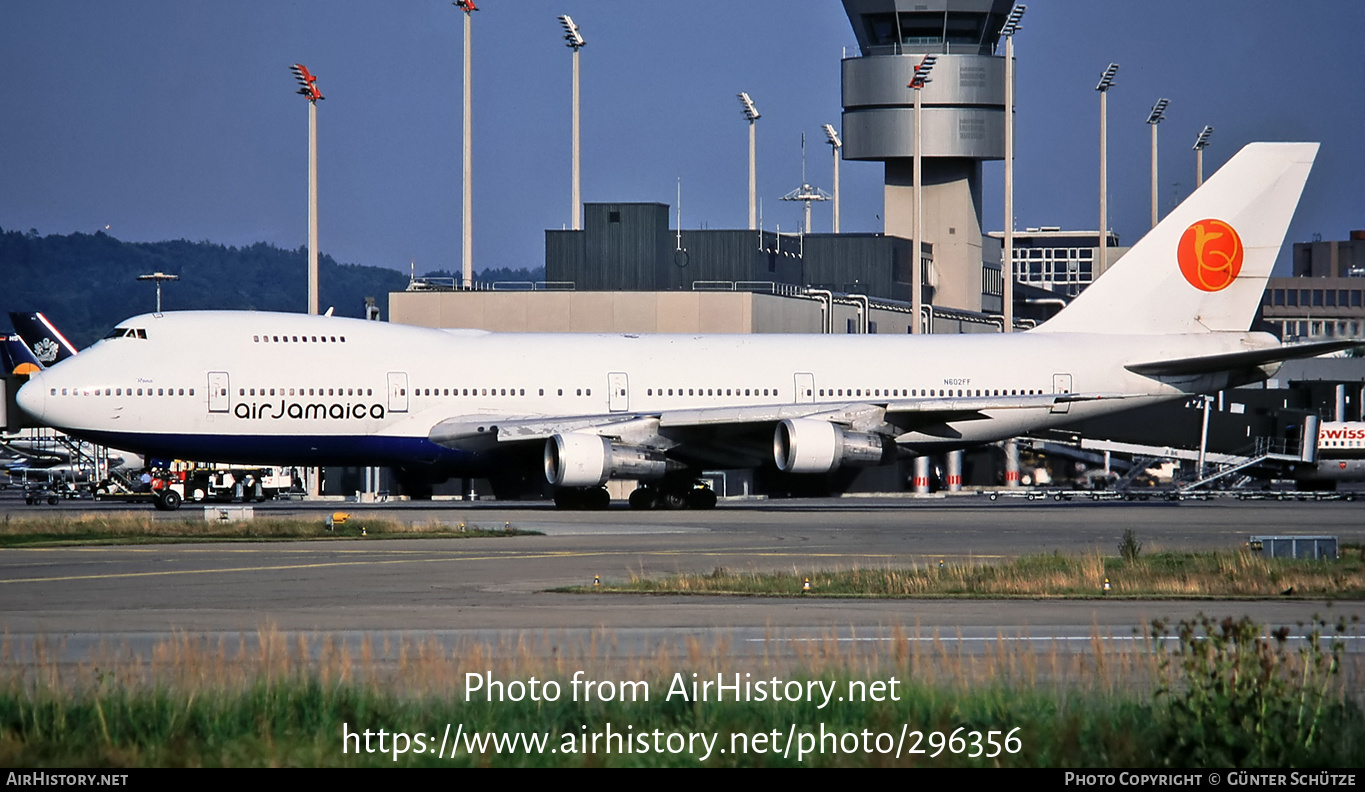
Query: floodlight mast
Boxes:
[
  {"xmin": 136, "ymin": 272, "xmax": 179, "ymax": 315},
  {"xmin": 1146, "ymin": 98, "xmax": 1169, "ymax": 229},
  {"xmin": 823, "ymin": 123, "xmax": 841, "ymax": 233},
  {"xmin": 1194, "ymin": 125, "xmax": 1214, "ymax": 187},
  {"xmin": 455, "ymin": 1, "xmax": 478, "ymax": 288},
  {"xmin": 559, "ymin": 15, "xmax": 585, "ymax": 230},
  {"xmin": 1000, "ymin": 4, "xmax": 1024, "ymax": 336},
  {"xmin": 907, "ymin": 55, "xmax": 935, "ymax": 334},
  {"xmin": 738, "ymin": 92, "xmax": 760, "ymax": 230},
  {"xmin": 290, "ymin": 63, "xmax": 323, "ymax": 315},
  {"xmin": 1095, "ymin": 63, "xmax": 1118, "ymax": 282},
  {"xmin": 998, "ymin": 4, "xmax": 1025, "ymax": 489}
]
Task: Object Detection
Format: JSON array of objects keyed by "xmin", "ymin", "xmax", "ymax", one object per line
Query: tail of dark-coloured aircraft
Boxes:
[
  {"xmin": 8, "ymin": 312, "xmax": 79, "ymax": 366},
  {"xmin": 2, "ymin": 333, "xmax": 44, "ymax": 376},
  {"xmin": 1035, "ymin": 142, "xmax": 1318, "ymax": 336}
]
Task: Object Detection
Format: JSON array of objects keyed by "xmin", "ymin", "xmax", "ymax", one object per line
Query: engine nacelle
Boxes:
[
  {"xmin": 544, "ymin": 433, "xmax": 671, "ymax": 487},
  {"xmin": 773, "ymin": 418, "xmax": 886, "ymax": 474}
]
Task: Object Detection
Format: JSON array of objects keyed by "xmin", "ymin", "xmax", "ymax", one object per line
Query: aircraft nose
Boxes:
[{"xmin": 16, "ymin": 374, "xmax": 46, "ymax": 423}]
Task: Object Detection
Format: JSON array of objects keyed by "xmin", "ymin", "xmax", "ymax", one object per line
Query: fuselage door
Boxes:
[
  {"xmin": 608, "ymin": 372, "xmax": 629, "ymax": 412},
  {"xmin": 1051, "ymin": 373, "xmax": 1073, "ymax": 414},
  {"xmin": 387, "ymin": 372, "xmax": 409, "ymax": 413},
  {"xmin": 795, "ymin": 372, "xmax": 815, "ymax": 404},
  {"xmin": 208, "ymin": 372, "xmax": 230, "ymax": 413}
]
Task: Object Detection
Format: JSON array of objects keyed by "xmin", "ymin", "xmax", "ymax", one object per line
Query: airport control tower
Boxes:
[{"xmin": 840, "ymin": 0, "xmax": 1011, "ymax": 312}]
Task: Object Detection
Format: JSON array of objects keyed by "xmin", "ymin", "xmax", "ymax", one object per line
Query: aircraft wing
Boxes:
[
  {"xmin": 427, "ymin": 391, "xmax": 1129, "ymax": 451},
  {"xmin": 1125, "ymin": 339, "xmax": 1363, "ymax": 377}
]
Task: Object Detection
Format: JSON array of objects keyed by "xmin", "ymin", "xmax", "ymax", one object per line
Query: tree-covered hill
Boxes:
[{"xmin": 0, "ymin": 227, "xmax": 413, "ymax": 348}]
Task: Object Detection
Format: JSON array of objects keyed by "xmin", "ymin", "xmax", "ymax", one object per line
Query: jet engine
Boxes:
[
  {"xmin": 544, "ymin": 433, "xmax": 671, "ymax": 487},
  {"xmin": 773, "ymin": 418, "xmax": 886, "ymax": 474}
]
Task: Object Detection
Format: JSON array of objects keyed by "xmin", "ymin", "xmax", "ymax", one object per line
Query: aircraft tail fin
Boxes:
[
  {"xmin": 2, "ymin": 333, "xmax": 44, "ymax": 375},
  {"xmin": 8, "ymin": 312, "xmax": 79, "ymax": 366},
  {"xmin": 1034, "ymin": 142, "xmax": 1318, "ymax": 335}
]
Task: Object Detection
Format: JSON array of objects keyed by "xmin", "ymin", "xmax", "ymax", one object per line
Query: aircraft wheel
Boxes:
[
  {"xmin": 628, "ymin": 488, "xmax": 658, "ymax": 510},
  {"xmin": 687, "ymin": 487, "xmax": 717, "ymax": 510},
  {"xmin": 160, "ymin": 490, "xmax": 182, "ymax": 511},
  {"xmin": 553, "ymin": 490, "xmax": 576, "ymax": 509},
  {"xmin": 587, "ymin": 487, "xmax": 611, "ymax": 510},
  {"xmin": 661, "ymin": 490, "xmax": 688, "ymax": 510}
]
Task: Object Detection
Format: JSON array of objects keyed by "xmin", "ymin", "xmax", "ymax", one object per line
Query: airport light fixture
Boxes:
[
  {"xmin": 1147, "ymin": 98, "xmax": 1169, "ymax": 229},
  {"xmin": 907, "ymin": 55, "xmax": 936, "ymax": 334},
  {"xmin": 1000, "ymin": 3, "xmax": 1026, "ymax": 37},
  {"xmin": 738, "ymin": 92, "xmax": 760, "ymax": 230},
  {"xmin": 136, "ymin": 272, "xmax": 179, "ymax": 315},
  {"xmin": 1194, "ymin": 125, "xmax": 1214, "ymax": 187},
  {"xmin": 999, "ymin": 4, "xmax": 1025, "ymax": 486},
  {"xmin": 455, "ymin": 1, "xmax": 478, "ymax": 288},
  {"xmin": 290, "ymin": 63, "xmax": 323, "ymax": 315},
  {"xmin": 1000, "ymin": 4, "xmax": 1025, "ymax": 336},
  {"xmin": 823, "ymin": 123, "xmax": 842, "ymax": 233},
  {"xmin": 559, "ymin": 14, "xmax": 586, "ymax": 230},
  {"xmin": 1095, "ymin": 63, "xmax": 1118, "ymax": 279}
]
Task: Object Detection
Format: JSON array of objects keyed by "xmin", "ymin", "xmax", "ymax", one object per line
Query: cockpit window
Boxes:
[{"xmin": 103, "ymin": 327, "xmax": 148, "ymax": 339}]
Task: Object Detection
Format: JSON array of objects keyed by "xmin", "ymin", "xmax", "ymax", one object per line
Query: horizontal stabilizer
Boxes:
[{"xmin": 1125, "ymin": 339, "xmax": 1363, "ymax": 377}]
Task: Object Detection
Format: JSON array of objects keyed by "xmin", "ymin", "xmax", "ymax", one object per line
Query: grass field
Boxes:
[
  {"xmin": 581, "ymin": 545, "xmax": 1365, "ymax": 600},
  {"xmin": 0, "ymin": 615, "xmax": 1360, "ymax": 767},
  {"xmin": 0, "ymin": 512, "xmax": 537, "ymax": 547}
]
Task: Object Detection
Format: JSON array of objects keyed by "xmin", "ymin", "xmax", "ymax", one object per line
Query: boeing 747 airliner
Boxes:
[{"xmin": 14, "ymin": 143, "xmax": 1358, "ymax": 509}]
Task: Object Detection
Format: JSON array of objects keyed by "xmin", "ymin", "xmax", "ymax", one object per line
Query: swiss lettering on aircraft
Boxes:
[{"xmin": 14, "ymin": 143, "xmax": 1362, "ymax": 510}]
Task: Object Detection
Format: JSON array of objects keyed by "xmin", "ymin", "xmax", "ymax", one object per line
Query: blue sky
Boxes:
[{"xmin": 2, "ymin": 1, "xmax": 1361, "ymax": 277}]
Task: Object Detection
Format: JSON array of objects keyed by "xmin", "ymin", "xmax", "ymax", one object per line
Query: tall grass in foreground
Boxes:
[
  {"xmin": 0, "ymin": 617, "xmax": 1360, "ymax": 767},
  {"xmin": 602, "ymin": 549, "xmax": 1365, "ymax": 599}
]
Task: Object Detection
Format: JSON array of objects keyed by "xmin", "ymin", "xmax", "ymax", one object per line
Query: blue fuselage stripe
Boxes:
[{"xmin": 65, "ymin": 429, "xmax": 481, "ymax": 470}]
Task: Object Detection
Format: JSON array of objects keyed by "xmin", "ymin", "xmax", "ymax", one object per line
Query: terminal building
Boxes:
[
  {"xmin": 1260, "ymin": 231, "xmax": 1365, "ymax": 341},
  {"xmin": 987, "ymin": 228, "xmax": 1127, "ymax": 298}
]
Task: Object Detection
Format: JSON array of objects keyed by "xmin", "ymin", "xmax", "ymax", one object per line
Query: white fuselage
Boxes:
[{"xmin": 15, "ymin": 311, "xmax": 1278, "ymax": 475}]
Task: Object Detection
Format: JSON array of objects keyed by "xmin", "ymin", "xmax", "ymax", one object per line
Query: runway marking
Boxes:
[{"xmin": 0, "ymin": 547, "xmax": 988, "ymax": 585}]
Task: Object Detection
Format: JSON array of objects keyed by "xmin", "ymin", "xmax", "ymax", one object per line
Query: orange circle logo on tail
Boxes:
[{"xmin": 1177, "ymin": 218, "xmax": 1243, "ymax": 292}]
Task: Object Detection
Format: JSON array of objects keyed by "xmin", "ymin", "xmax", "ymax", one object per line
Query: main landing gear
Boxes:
[
  {"xmin": 550, "ymin": 482, "xmax": 719, "ymax": 511},
  {"xmin": 627, "ymin": 483, "xmax": 717, "ymax": 511}
]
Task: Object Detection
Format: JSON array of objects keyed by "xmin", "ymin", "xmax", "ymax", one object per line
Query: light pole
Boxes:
[
  {"xmin": 823, "ymin": 124, "xmax": 841, "ymax": 234},
  {"xmin": 559, "ymin": 14, "xmax": 585, "ymax": 231},
  {"xmin": 455, "ymin": 1, "xmax": 477, "ymax": 288},
  {"xmin": 999, "ymin": 5, "xmax": 1025, "ymax": 489},
  {"xmin": 1194, "ymin": 125, "xmax": 1214, "ymax": 188},
  {"xmin": 1146, "ymin": 98, "xmax": 1169, "ymax": 229},
  {"xmin": 908, "ymin": 55, "xmax": 935, "ymax": 335},
  {"xmin": 1096, "ymin": 63, "xmax": 1119, "ymax": 279},
  {"xmin": 738, "ymin": 92, "xmax": 760, "ymax": 230},
  {"xmin": 1000, "ymin": 4, "xmax": 1024, "ymax": 335},
  {"xmin": 290, "ymin": 63, "xmax": 323, "ymax": 315},
  {"xmin": 137, "ymin": 273, "xmax": 179, "ymax": 314}
]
